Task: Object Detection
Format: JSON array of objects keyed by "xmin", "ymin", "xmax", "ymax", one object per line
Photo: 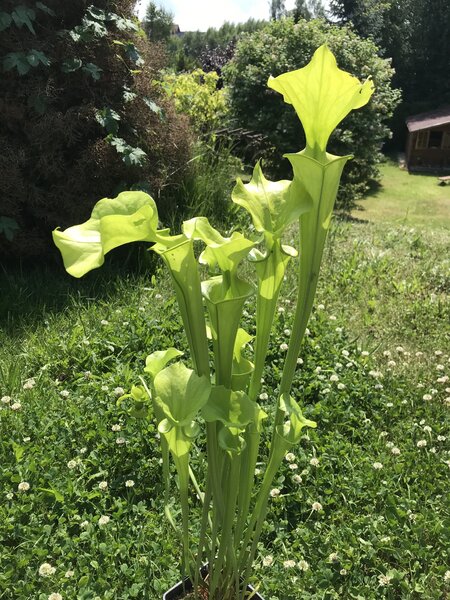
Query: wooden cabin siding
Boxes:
[{"xmin": 406, "ymin": 123, "xmax": 450, "ymax": 172}]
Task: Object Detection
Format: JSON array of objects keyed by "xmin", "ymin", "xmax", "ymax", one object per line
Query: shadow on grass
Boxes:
[{"xmin": 0, "ymin": 244, "xmax": 156, "ymax": 336}]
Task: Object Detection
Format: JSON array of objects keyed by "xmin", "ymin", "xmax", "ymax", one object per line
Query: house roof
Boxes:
[{"xmin": 406, "ymin": 106, "xmax": 450, "ymax": 132}]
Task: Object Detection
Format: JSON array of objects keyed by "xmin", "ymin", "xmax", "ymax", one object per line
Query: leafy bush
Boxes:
[
  {"xmin": 224, "ymin": 19, "xmax": 401, "ymax": 209},
  {"xmin": 0, "ymin": 0, "xmax": 192, "ymax": 259},
  {"xmin": 161, "ymin": 69, "xmax": 229, "ymax": 134}
]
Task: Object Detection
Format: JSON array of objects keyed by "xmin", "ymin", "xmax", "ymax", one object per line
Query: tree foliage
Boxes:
[
  {"xmin": 142, "ymin": 1, "xmax": 174, "ymax": 43},
  {"xmin": 0, "ymin": 0, "xmax": 191, "ymax": 258},
  {"xmin": 330, "ymin": 0, "xmax": 450, "ymax": 142},
  {"xmin": 224, "ymin": 18, "xmax": 401, "ymax": 208}
]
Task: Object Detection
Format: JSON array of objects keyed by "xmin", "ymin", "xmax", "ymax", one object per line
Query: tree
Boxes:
[
  {"xmin": 292, "ymin": 0, "xmax": 326, "ymax": 21},
  {"xmin": 270, "ymin": 0, "xmax": 286, "ymax": 20},
  {"xmin": 0, "ymin": 0, "xmax": 191, "ymax": 259},
  {"xmin": 142, "ymin": 2, "xmax": 174, "ymax": 43},
  {"xmin": 224, "ymin": 18, "xmax": 401, "ymax": 209}
]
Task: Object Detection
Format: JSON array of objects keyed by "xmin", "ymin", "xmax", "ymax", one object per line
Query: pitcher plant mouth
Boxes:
[{"xmin": 53, "ymin": 44, "xmax": 374, "ymax": 600}]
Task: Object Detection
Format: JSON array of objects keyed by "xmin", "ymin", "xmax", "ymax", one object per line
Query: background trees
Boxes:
[{"xmin": 0, "ymin": 0, "xmax": 191, "ymax": 258}]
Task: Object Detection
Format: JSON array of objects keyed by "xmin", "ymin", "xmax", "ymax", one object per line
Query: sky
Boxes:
[{"xmin": 135, "ymin": 0, "xmax": 297, "ymax": 32}]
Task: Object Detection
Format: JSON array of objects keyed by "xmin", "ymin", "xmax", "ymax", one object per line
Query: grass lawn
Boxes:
[
  {"xmin": 352, "ymin": 161, "xmax": 450, "ymax": 230},
  {"xmin": 0, "ymin": 215, "xmax": 449, "ymax": 599}
]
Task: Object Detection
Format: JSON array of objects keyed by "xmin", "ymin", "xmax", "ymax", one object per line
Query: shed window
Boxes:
[
  {"xmin": 443, "ymin": 132, "xmax": 450, "ymax": 149},
  {"xmin": 428, "ymin": 130, "xmax": 443, "ymax": 149},
  {"xmin": 415, "ymin": 130, "xmax": 429, "ymax": 149}
]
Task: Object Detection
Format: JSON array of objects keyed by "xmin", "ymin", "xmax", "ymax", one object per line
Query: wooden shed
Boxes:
[{"xmin": 405, "ymin": 107, "xmax": 450, "ymax": 172}]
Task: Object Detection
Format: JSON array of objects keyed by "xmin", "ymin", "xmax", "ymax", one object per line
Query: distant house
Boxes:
[
  {"xmin": 405, "ymin": 107, "xmax": 450, "ymax": 172},
  {"xmin": 171, "ymin": 23, "xmax": 182, "ymax": 36}
]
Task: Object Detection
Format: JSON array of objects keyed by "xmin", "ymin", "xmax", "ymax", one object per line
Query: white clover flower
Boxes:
[
  {"xmin": 280, "ymin": 343, "xmax": 289, "ymax": 351},
  {"xmin": 116, "ymin": 437, "xmax": 126, "ymax": 445},
  {"xmin": 100, "ymin": 319, "xmax": 109, "ymax": 326},
  {"xmin": 337, "ymin": 383, "xmax": 346, "ymax": 390},
  {"xmin": 335, "ymin": 326, "xmax": 343, "ymax": 333},
  {"xmin": 379, "ymin": 431, "xmax": 388, "ymax": 437},
  {"xmin": 311, "ymin": 501, "xmax": 323, "ymax": 511},
  {"xmin": 395, "ymin": 346, "xmax": 404, "ymax": 353},
  {"xmin": 341, "ymin": 349, "xmax": 350, "ymax": 358},
  {"xmin": 277, "ymin": 306, "xmax": 285, "ymax": 313},
  {"xmin": 289, "ymin": 463, "xmax": 298, "ymax": 471},
  {"xmin": 372, "ymin": 462, "xmax": 383, "ymax": 470},
  {"xmin": 138, "ymin": 306, "xmax": 145, "ymax": 312},
  {"xmin": 423, "ymin": 393, "xmax": 433, "ymax": 401},
  {"xmin": 262, "ymin": 555, "xmax": 274, "ymax": 567},
  {"xmin": 430, "ymin": 447, "xmax": 437, "ymax": 454},
  {"xmin": 380, "ymin": 536, "xmax": 391, "ymax": 543},
  {"xmin": 122, "ymin": 321, "xmax": 129, "ymax": 326},
  {"xmin": 386, "ymin": 402, "xmax": 393, "ymax": 408},
  {"xmin": 369, "ymin": 370, "xmax": 382, "ymax": 378},
  {"xmin": 317, "ymin": 304, "xmax": 325, "ymax": 310},
  {"xmin": 48, "ymin": 594, "xmax": 62, "ymax": 600},
  {"xmin": 155, "ymin": 293, "xmax": 163, "ymax": 300},
  {"xmin": 417, "ymin": 382, "xmax": 425, "ymax": 389},
  {"xmin": 374, "ymin": 383, "xmax": 384, "ymax": 390},
  {"xmin": 11, "ymin": 402, "xmax": 22, "ymax": 411},
  {"xmin": 259, "ymin": 392, "xmax": 268, "ymax": 401},
  {"xmin": 328, "ymin": 553, "xmax": 339, "ymax": 562},
  {"xmin": 125, "ymin": 480, "xmax": 135, "ymax": 488},
  {"xmin": 314, "ymin": 366, "xmax": 322, "ymax": 374},
  {"xmin": 64, "ymin": 570, "xmax": 74, "ymax": 578},
  {"xmin": 361, "ymin": 350, "xmax": 369, "ymax": 357},
  {"xmin": 415, "ymin": 351, "xmax": 424, "ymax": 357},
  {"xmin": 437, "ymin": 435, "xmax": 446, "ymax": 442},
  {"xmin": 254, "ymin": 468, "xmax": 262, "ymax": 476},
  {"xmin": 309, "ymin": 457, "xmax": 319, "ymax": 467},
  {"xmin": 305, "ymin": 328, "xmax": 311, "ymax": 336},
  {"xmin": 387, "ymin": 360, "xmax": 396, "ymax": 367},
  {"xmin": 23, "ymin": 378, "xmax": 36, "ymax": 390},
  {"xmin": 423, "ymin": 425, "xmax": 432, "ymax": 433},
  {"xmin": 383, "ymin": 350, "xmax": 391, "ymax": 357},
  {"xmin": 98, "ymin": 481, "xmax": 108, "ymax": 491},
  {"xmin": 1, "ymin": 395, "xmax": 11, "ymax": 404},
  {"xmin": 39, "ymin": 563, "xmax": 56, "ymax": 577},
  {"xmin": 292, "ymin": 474, "xmax": 302, "ymax": 484},
  {"xmin": 386, "ymin": 441, "xmax": 394, "ymax": 448},
  {"xmin": 111, "ymin": 424, "xmax": 121, "ymax": 432},
  {"xmin": 79, "ymin": 447, "xmax": 87, "ymax": 454},
  {"xmin": 391, "ymin": 447, "xmax": 401, "ymax": 455},
  {"xmin": 298, "ymin": 560, "xmax": 310, "ymax": 571},
  {"xmin": 285, "ymin": 452, "xmax": 295, "ymax": 462},
  {"xmin": 113, "ymin": 387, "xmax": 125, "ymax": 397},
  {"xmin": 60, "ymin": 390, "xmax": 70, "ymax": 398},
  {"xmin": 340, "ymin": 568, "xmax": 348, "ymax": 576},
  {"xmin": 283, "ymin": 559, "xmax": 296, "ymax": 568},
  {"xmin": 346, "ymin": 362, "xmax": 353, "ymax": 368},
  {"xmin": 67, "ymin": 460, "xmax": 77, "ymax": 470},
  {"xmin": 330, "ymin": 374, "xmax": 339, "ymax": 382},
  {"xmin": 436, "ymin": 364, "xmax": 445, "ymax": 371},
  {"xmin": 18, "ymin": 481, "xmax": 30, "ymax": 492},
  {"xmin": 296, "ymin": 357, "xmax": 304, "ymax": 365},
  {"xmin": 417, "ymin": 439, "xmax": 427, "ymax": 448},
  {"xmin": 444, "ymin": 570, "xmax": 450, "ymax": 582},
  {"xmin": 435, "ymin": 350, "xmax": 443, "ymax": 356},
  {"xmin": 80, "ymin": 520, "xmax": 89, "ymax": 529},
  {"xmin": 98, "ymin": 515, "xmax": 110, "ymax": 526},
  {"xmin": 364, "ymin": 418, "xmax": 371, "ymax": 424},
  {"xmin": 101, "ymin": 385, "xmax": 108, "ymax": 392},
  {"xmin": 437, "ymin": 376, "xmax": 449, "ymax": 383},
  {"xmin": 6, "ymin": 492, "xmax": 13, "ymax": 500},
  {"xmin": 329, "ymin": 315, "xmax": 337, "ymax": 321},
  {"xmin": 378, "ymin": 574, "xmax": 392, "ymax": 586},
  {"xmin": 23, "ymin": 436, "xmax": 30, "ymax": 442},
  {"xmin": 269, "ymin": 488, "xmax": 280, "ymax": 497},
  {"xmin": 284, "ymin": 328, "xmax": 292, "ymax": 336}
]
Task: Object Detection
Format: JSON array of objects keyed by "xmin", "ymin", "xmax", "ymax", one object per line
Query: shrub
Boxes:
[
  {"xmin": 0, "ymin": 0, "xmax": 192, "ymax": 259},
  {"xmin": 161, "ymin": 68, "xmax": 229, "ymax": 135},
  {"xmin": 224, "ymin": 18, "xmax": 401, "ymax": 209}
]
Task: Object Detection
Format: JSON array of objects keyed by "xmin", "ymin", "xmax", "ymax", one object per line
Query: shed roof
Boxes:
[{"xmin": 406, "ymin": 106, "xmax": 450, "ymax": 132}]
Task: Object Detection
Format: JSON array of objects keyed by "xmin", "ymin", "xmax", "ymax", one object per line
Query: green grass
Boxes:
[
  {"xmin": 352, "ymin": 161, "xmax": 450, "ymax": 230},
  {"xmin": 0, "ymin": 219, "xmax": 449, "ymax": 599}
]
